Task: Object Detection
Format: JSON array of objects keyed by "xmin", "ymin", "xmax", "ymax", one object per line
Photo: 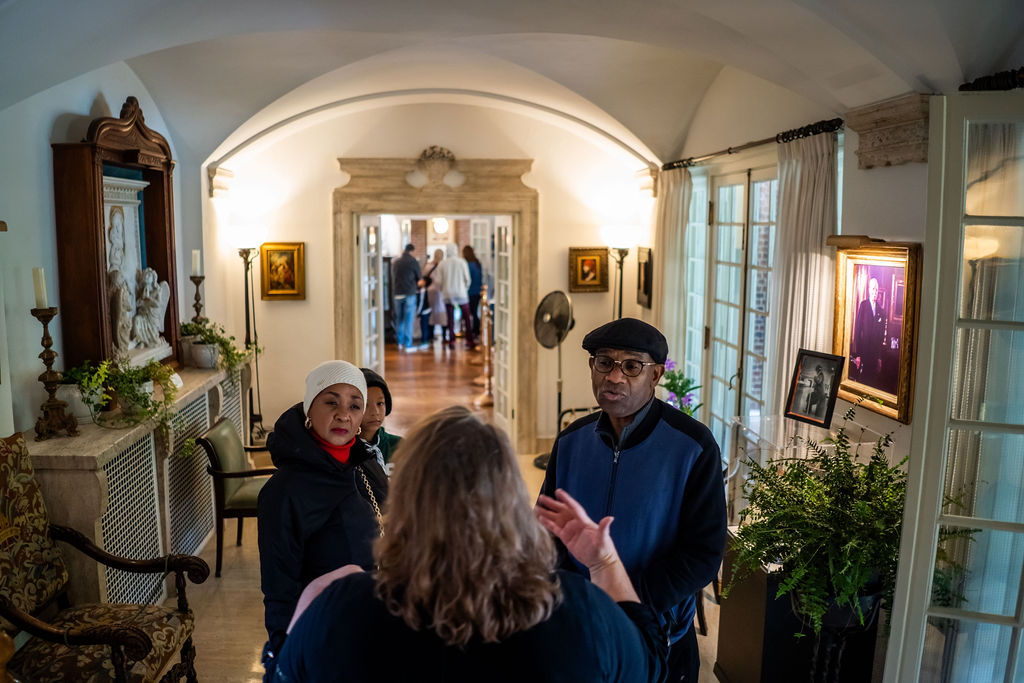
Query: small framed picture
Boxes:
[
  {"xmin": 260, "ymin": 242, "xmax": 306, "ymax": 300},
  {"xmin": 784, "ymin": 349, "xmax": 846, "ymax": 428},
  {"xmin": 568, "ymin": 247, "xmax": 609, "ymax": 293},
  {"xmin": 637, "ymin": 247, "xmax": 653, "ymax": 308},
  {"xmin": 832, "ymin": 243, "xmax": 921, "ymax": 423}
]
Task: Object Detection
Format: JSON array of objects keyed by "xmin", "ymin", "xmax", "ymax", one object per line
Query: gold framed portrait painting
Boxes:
[
  {"xmin": 260, "ymin": 242, "xmax": 306, "ymax": 300},
  {"xmin": 568, "ymin": 247, "xmax": 609, "ymax": 293},
  {"xmin": 832, "ymin": 243, "xmax": 921, "ymax": 423}
]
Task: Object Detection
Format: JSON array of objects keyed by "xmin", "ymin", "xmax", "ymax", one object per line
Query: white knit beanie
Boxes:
[{"xmin": 303, "ymin": 360, "xmax": 367, "ymax": 416}]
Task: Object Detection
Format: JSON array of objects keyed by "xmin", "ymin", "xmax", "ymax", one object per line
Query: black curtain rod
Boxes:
[{"xmin": 661, "ymin": 117, "xmax": 844, "ymax": 171}]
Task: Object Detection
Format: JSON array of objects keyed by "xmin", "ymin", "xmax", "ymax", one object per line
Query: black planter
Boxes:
[{"xmin": 796, "ymin": 592, "xmax": 882, "ymax": 683}]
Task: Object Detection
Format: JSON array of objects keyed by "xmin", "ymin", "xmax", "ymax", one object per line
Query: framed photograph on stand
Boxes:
[
  {"xmin": 784, "ymin": 349, "xmax": 845, "ymax": 428},
  {"xmin": 568, "ymin": 247, "xmax": 609, "ymax": 293},
  {"xmin": 832, "ymin": 243, "xmax": 921, "ymax": 423},
  {"xmin": 260, "ymin": 242, "xmax": 306, "ymax": 300}
]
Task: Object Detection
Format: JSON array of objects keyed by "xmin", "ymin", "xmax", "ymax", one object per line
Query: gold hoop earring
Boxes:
[{"xmin": 304, "ymin": 417, "xmax": 312, "ymax": 430}]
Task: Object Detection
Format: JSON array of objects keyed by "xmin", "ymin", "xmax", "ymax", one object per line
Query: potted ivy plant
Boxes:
[
  {"xmin": 725, "ymin": 404, "xmax": 907, "ymax": 636},
  {"xmin": 188, "ymin": 319, "xmax": 258, "ymax": 379},
  {"xmin": 180, "ymin": 320, "xmax": 206, "ymax": 364},
  {"xmin": 56, "ymin": 360, "xmax": 111, "ymax": 423}
]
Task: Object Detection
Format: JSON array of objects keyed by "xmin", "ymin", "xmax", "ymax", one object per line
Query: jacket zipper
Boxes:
[{"xmin": 604, "ymin": 447, "xmax": 621, "ymax": 517}]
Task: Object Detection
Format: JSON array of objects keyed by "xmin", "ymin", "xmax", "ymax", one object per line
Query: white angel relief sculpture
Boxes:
[{"xmin": 132, "ymin": 267, "xmax": 170, "ymax": 348}]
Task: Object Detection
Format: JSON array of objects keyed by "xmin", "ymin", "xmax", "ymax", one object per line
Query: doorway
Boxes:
[
  {"xmin": 358, "ymin": 213, "xmax": 514, "ymax": 436},
  {"xmin": 331, "ymin": 153, "xmax": 540, "ymax": 452}
]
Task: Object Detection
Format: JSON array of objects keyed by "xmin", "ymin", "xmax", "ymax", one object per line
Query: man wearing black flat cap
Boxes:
[{"xmin": 538, "ymin": 318, "xmax": 726, "ymax": 682}]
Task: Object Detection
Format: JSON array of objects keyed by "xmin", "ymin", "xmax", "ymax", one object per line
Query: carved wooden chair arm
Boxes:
[
  {"xmin": 0, "ymin": 597, "xmax": 151, "ymax": 662},
  {"xmin": 50, "ymin": 525, "xmax": 210, "ymax": 585},
  {"xmin": 206, "ymin": 466, "xmax": 276, "ymax": 479}
]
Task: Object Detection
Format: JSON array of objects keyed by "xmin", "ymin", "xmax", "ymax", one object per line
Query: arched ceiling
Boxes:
[{"xmin": 2, "ymin": 0, "xmax": 1021, "ymax": 164}]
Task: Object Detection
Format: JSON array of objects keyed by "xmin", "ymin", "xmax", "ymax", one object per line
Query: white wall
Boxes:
[
  {"xmin": 0, "ymin": 62, "xmax": 181, "ymax": 434},
  {"xmin": 679, "ymin": 66, "xmax": 929, "ymax": 455},
  {"xmin": 207, "ymin": 101, "xmax": 655, "ymax": 439}
]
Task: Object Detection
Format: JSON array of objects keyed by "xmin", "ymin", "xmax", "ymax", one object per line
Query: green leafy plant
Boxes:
[
  {"xmin": 60, "ymin": 360, "xmax": 112, "ymax": 416},
  {"xmin": 659, "ymin": 357, "xmax": 702, "ymax": 416},
  {"xmin": 725, "ymin": 404, "xmax": 907, "ymax": 635},
  {"xmin": 187, "ymin": 319, "xmax": 259, "ymax": 379},
  {"xmin": 101, "ymin": 357, "xmax": 181, "ymax": 444},
  {"xmin": 180, "ymin": 320, "xmax": 206, "ymax": 337}
]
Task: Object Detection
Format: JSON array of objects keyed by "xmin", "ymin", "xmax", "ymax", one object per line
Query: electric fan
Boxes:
[{"xmin": 533, "ymin": 291, "xmax": 575, "ymax": 469}]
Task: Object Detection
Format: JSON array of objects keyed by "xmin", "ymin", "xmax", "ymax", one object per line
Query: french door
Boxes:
[
  {"xmin": 887, "ymin": 91, "xmax": 1024, "ymax": 682},
  {"xmin": 701, "ymin": 169, "xmax": 778, "ymax": 518},
  {"xmin": 358, "ymin": 214, "xmax": 384, "ymax": 374},
  {"xmin": 491, "ymin": 215, "xmax": 515, "ymax": 436}
]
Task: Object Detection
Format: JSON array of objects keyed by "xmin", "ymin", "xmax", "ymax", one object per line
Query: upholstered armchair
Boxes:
[
  {"xmin": 196, "ymin": 418, "xmax": 274, "ymax": 577},
  {"xmin": 0, "ymin": 432, "xmax": 209, "ymax": 682}
]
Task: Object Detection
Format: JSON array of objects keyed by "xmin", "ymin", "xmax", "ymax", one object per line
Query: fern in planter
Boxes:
[
  {"xmin": 186, "ymin": 319, "xmax": 259, "ymax": 379},
  {"xmin": 726, "ymin": 404, "xmax": 907, "ymax": 635},
  {"xmin": 60, "ymin": 360, "xmax": 112, "ymax": 420}
]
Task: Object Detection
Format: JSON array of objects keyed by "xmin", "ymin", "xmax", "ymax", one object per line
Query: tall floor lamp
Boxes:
[
  {"xmin": 238, "ymin": 247, "xmax": 266, "ymax": 442},
  {"xmin": 609, "ymin": 247, "xmax": 629, "ymax": 320},
  {"xmin": 602, "ymin": 226, "xmax": 633, "ymax": 320}
]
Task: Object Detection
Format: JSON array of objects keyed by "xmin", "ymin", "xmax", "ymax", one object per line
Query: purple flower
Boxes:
[
  {"xmin": 682, "ymin": 393, "xmax": 694, "ymax": 406},
  {"xmin": 667, "ymin": 391, "xmax": 677, "ymax": 403},
  {"xmin": 665, "ymin": 358, "xmax": 677, "ymax": 371}
]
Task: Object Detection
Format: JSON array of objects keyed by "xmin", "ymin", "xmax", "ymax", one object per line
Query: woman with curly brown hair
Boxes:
[{"xmin": 272, "ymin": 406, "xmax": 667, "ymax": 683}]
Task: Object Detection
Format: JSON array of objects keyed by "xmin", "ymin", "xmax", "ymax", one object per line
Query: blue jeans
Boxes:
[{"xmin": 393, "ymin": 295, "xmax": 416, "ymax": 348}]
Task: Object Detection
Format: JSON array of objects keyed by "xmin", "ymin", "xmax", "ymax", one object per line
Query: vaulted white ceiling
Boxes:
[{"xmin": 3, "ymin": 0, "xmax": 1021, "ymax": 164}]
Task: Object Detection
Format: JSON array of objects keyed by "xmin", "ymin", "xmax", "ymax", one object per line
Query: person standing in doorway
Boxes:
[
  {"xmin": 391, "ymin": 243, "xmax": 421, "ymax": 352},
  {"xmin": 463, "ymin": 244, "xmax": 483, "ymax": 338},
  {"xmin": 540, "ymin": 318, "xmax": 726, "ymax": 682},
  {"xmin": 435, "ymin": 243, "xmax": 476, "ymax": 350},
  {"xmin": 422, "ymin": 248, "xmax": 447, "ymax": 347}
]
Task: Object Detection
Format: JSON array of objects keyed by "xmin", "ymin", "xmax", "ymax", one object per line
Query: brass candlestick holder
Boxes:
[
  {"xmin": 31, "ymin": 307, "xmax": 78, "ymax": 440},
  {"xmin": 190, "ymin": 275, "xmax": 206, "ymax": 323}
]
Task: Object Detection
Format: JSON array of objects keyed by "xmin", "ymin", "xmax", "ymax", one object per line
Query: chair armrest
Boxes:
[
  {"xmin": 50, "ymin": 525, "xmax": 210, "ymax": 586},
  {"xmin": 242, "ymin": 444, "xmax": 270, "ymax": 454},
  {"xmin": 0, "ymin": 596, "xmax": 151, "ymax": 661},
  {"xmin": 206, "ymin": 466, "xmax": 276, "ymax": 479}
]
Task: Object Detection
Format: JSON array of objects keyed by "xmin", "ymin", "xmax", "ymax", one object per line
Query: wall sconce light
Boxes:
[{"xmin": 432, "ymin": 217, "xmax": 450, "ymax": 235}]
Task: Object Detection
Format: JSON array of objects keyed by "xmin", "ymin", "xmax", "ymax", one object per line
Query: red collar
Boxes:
[{"xmin": 310, "ymin": 429, "xmax": 355, "ymax": 465}]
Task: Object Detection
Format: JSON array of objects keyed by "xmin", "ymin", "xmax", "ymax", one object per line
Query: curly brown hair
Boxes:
[{"xmin": 374, "ymin": 406, "xmax": 560, "ymax": 646}]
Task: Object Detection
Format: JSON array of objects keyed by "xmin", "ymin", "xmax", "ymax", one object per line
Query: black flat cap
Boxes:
[
  {"xmin": 581, "ymin": 318, "xmax": 668, "ymax": 364},
  {"xmin": 360, "ymin": 368, "xmax": 393, "ymax": 415}
]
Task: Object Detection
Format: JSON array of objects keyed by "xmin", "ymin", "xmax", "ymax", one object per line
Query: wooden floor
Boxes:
[{"xmin": 174, "ymin": 340, "xmax": 719, "ymax": 681}]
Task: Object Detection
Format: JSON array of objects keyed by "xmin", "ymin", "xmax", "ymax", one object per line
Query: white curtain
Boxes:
[
  {"xmin": 653, "ymin": 167, "xmax": 692, "ymax": 362},
  {"xmin": 766, "ymin": 133, "xmax": 837, "ymax": 423}
]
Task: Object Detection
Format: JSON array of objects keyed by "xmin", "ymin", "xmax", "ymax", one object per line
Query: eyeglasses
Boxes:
[{"xmin": 591, "ymin": 355, "xmax": 660, "ymax": 377}]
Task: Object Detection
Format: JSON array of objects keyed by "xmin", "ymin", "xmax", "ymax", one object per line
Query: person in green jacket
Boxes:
[{"xmin": 360, "ymin": 368, "xmax": 401, "ymax": 476}]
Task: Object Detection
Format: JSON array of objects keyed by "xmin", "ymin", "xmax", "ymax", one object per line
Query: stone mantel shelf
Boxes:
[{"xmin": 25, "ymin": 367, "xmax": 229, "ymax": 471}]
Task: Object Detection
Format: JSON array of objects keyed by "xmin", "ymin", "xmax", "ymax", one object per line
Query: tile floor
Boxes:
[{"xmin": 173, "ymin": 340, "xmax": 721, "ymax": 681}]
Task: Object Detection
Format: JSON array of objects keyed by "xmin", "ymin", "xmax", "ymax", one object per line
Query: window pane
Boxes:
[
  {"xmin": 951, "ymin": 327, "xmax": 1024, "ymax": 425},
  {"xmin": 744, "ymin": 355, "xmax": 764, "ymax": 403},
  {"xmin": 920, "ymin": 616, "xmax": 1012, "ymax": 682},
  {"xmin": 960, "ymin": 224, "xmax": 1024, "ymax": 323},
  {"xmin": 931, "ymin": 526, "xmax": 1024, "ymax": 618},
  {"xmin": 749, "ymin": 224, "xmax": 774, "ymax": 268},
  {"xmin": 713, "ymin": 303, "xmax": 731, "ymax": 340},
  {"xmin": 965, "ymin": 122, "xmax": 1024, "ymax": 217},
  {"xmin": 747, "ymin": 312, "xmax": 767, "ymax": 356},
  {"xmin": 718, "ymin": 185, "xmax": 744, "ymax": 223},
  {"xmin": 712, "ymin": 342, "xmax": 728, "ymax": 379},
  {"xmin": 717, "ymin": 225, "xmax": 744, "ymax": 264},
  {"xmin": 751, "ymin": 179, "xmax": 776, "ymax": 223},
  {"xmin": 944, "ymin": 431, "xmax": 1024, "ymax": 525},
  {"xmin": 716, "ymin": 265, "xmax": 741, "ymax": 305},
  {"xmin": 748, "ymin": 270, "xmax": 771, "ymax": 313}
]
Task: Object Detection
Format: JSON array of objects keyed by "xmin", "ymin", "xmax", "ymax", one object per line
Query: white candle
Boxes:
[
  {"xmin": 191, "ymin": 249, "xmax": 201, "ymax": 276},
  {"xmin": 32, "ymin": 267, "xmax": 48, "ymax": 308}
]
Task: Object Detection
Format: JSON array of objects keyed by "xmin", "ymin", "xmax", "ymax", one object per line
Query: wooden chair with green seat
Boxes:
[
  {"xmin": 196, "ymin": 418, "xmax": 275, "ymax": 578},
  {"xmin": 0, "ymin": 432, "xmax": 209, "ymax": 682}
]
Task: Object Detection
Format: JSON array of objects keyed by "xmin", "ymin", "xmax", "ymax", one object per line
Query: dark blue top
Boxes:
[
  {"xmin": 392, "ymin": 252, "xmax": 422, "ymax": 297},
  {"xmin": 273, "ymin": 570, "xmax": 666, "ymax": 683},
  {"xmin": 541, "ymin": 398, "xmax": 726, "ymax": 643},
  {"xmin": 467, "ymin": 261, "xmax": 482, "ymax": 296}
]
